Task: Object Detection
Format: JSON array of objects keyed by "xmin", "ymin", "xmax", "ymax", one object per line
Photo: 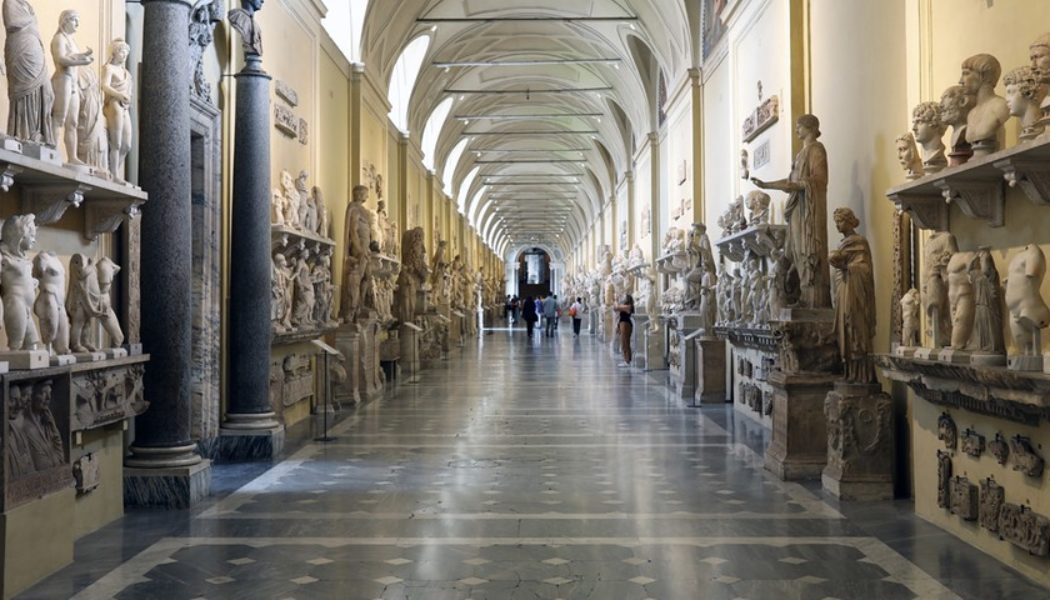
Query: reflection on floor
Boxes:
[{"xmin": 18, "ymin": 330, "xmax": 1050, "ymax": 599}]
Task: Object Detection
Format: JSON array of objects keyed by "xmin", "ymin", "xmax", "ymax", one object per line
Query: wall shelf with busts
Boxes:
[
  {"xmin": 888, "ymin": 135, "xmax": 1050, "ymax": 230},
  {"xmin": 714, "ymin": 223, "xmax": 786, "ymax": 262}
]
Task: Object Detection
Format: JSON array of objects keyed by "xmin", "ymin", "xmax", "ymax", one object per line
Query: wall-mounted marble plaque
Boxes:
[
  {"xmin": 742, "ymin": 95, "xmax": 780, "ymax": 143},
  {"xmin": 937, "ymin": 450, "xmax": 952, "ymax": 509},
  {"xmin": 979, "ymin": 478, "xmax": 1004, "ymax": 533},
  {"xmin": 937, "ymin": 412, "xmax": 957, "ymax": 450},
  {"xmin": 999, "ymin": 503, "xmax": 1050, "ymax": 556},
  {"xmin": 274, "ymin": 104, "xmax": 298, "ymax": 137},
  {"xmin": 950, "ymin": 476, "xmax": 978, "ymax": 521},
  {"xmin": 275, "ymin": 80, "xmax": 299, "ymax": 106},
  {"xmin": 989, "ymin": 433, "xmax": 1010, "ymax": 465},
  {"xmin": 962, "ymin": 428, "xmax": 985, "ymax": 458},
  {"xmin": 73, "ymin": 453, "xmax": 101, "ymax": 494},
  {"xmin": 1010, "ymin": 435, "xmax": 1044, "ymax": 478}
]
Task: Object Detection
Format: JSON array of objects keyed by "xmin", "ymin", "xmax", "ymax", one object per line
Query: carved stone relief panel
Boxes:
[
  {"xmin": 937, "ymin": 450, "xmax": 952, "ymax": 509},
  {"xmin": 999, "ymin": 503, "xmax": 1050, "ymax": 556},
  {"xmin": 274, "ymin": 104, "xmax": 298, "ymax": 137},
  {"xmin": 275, "ymin": 80, "xmax": 299, "ymax": 106},
  {"xmin": 281, "ymin": 354, "xmax": 314, "ymax": 408},
  {"xmin": 949, "ymin": 476, "xmax": 978, "ymax": 521},
  {"xmin": 937, "ymin": 412, "xmax": 957, "ymax": 450},
  {"xmin": 1010, "ymin": 435, "xmax": 1045, "ymax": 478},
  {"xmin": 71, "ymin": 363, "xmax": 147, "ymax": 431},
  {"xmin": 989, "ymin": 432, "xmax": 1010, "ymax": 465},
  {"xmin": 979, "ymin": 478, "xmax": 1004, "ymax": 533},
  {"xmin": 3, "ymin": 373, "xmax": 73, "ymax": 511},
  {"xmin": 73, "ymin": 452, "xmax": 101, "ymax": 494},
  {"xmin": 961, "ymin": 428, "xmax": 985, "ymax": 458}
]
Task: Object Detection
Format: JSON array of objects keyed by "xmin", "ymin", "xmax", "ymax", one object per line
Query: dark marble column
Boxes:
[
  {"xmin": 220, "ymin": 54, "xmax": 283, "ymax": 460},
  {"xmin": 125, "ymin": 0, "xmax": 211, "ymax": 508}
]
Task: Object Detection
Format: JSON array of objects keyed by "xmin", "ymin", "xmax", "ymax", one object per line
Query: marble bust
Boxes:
[
  {"xmin": 940, "ymin": 85, "xmax": 975, "ymax": 166},
  {"xmin": 960, "ymin": 54, "xmax": 1010, "ymax": 156},
  {"xmin": 745, "ymin": 190, "xmax": 771, "ymax": 225},
  {"xmin": 1002, "ymin": 65, "xmax": 1047, "ymax": 141},
  {"xmin": 896, "ymin": 132, "xmax": 924, "ymax": 180},
  {"xmin": 1029, "ymin": 33, "xmax": 1050, "ymax": 127},
  {"xmin": 228, "ymin": 0, "xmax": 263, "ymax": 57},
  {"xmin": 911, "ymin": 101, "xmax": 947, "ymax": 174}
]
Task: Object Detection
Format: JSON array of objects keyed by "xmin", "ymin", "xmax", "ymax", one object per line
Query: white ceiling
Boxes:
[{"xmin": 360, "ymin": 0, "xmax": 701, "ymax": 257}]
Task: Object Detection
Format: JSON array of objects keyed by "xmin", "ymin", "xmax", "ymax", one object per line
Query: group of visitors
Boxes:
[{"xmin": 505, "ymin": 290, "xmax": 636, "ymax": 366}]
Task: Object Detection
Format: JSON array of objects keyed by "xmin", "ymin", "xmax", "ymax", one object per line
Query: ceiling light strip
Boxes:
[
  {"xmin": 445, "ymin": 87, "xmax": 611, "ymax": 95},
  {"xmin": 418, "ymin": 16, "xmax": 638, "ymax": 23},
  {"xmin": 434, "ymin": 59, "xmax": 620, "ymax": 67}
]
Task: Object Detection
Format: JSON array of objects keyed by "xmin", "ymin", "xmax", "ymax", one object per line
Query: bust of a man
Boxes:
[
  {"xmin": 896, "ymin": 133, "xmax": 924, "ymax": 180},
  {"xmin": 228, "ymin": 0, "xmax": 264, "ymax": 57},
  {"xmin": 960, "ymin": 53, "xmax": 1009, "ymax": 155},
  {"xmin": 940, "ymin": 85, "xmax": 975, "ymax": 165},
  {"xmin": 911, "ymin": 101, "xmax": 947, "ymax": 173},
  {"xmin": 1003, "ymin": 65, "xmax": 1048, "ymax": 141}
]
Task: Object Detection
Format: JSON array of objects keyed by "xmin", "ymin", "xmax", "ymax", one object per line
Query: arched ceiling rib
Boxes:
[{"xmin": 360, "ymin": 0, "xmax": 693, "ymax": 254}]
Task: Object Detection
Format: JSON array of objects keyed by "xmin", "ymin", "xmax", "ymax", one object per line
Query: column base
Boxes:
[
  {"xmin": 822, "ymin": 382, "xmax": 895, "ymax": 501},
  {"xmin": 764, "ymin": 371, "xmax": 837, "ymax": 481},
  {"xmin": 218, "ymin": 426, "xmax": 285, "ymax": 461},
  {"xmin": 123, "ymin": 459, "xmax": 212, "ymax": 509},
  {"xmin": 223, "ymin": 411, "xmax": 281, "ymax": 430}
]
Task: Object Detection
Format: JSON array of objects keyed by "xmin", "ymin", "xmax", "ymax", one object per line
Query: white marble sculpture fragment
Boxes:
[
  {"xmin": 32, "ymin": 251, "xmax": 70, "ymax": 354},
  {"xmin": 1006, "ymin": 244, "xmax": 1050, "ymax": 360},
  {"xmin": 67, "ymin": 253, "xmax": 103, "ymax": 352},
  {"xmin": 96, "ymin": 257, "xmax": 124, "ymax": 347},
  {"xmin": 947, "ymin": 250, "xmax": 977, "ymax": 351},
  {"xmin": 4, "ymin": 0, "xmax": 55, "ymax": 145},
  {"xmin": 745, "ymin": 191, "xmax": 771, "ymax": 225},
  {"xmin": 900, "ymin": 288, "xmax": 920, "ymax": 348},
  {"xmin": 923, "ymin": 232, "xmax": 957, "ymax": 348},
  {"xmin": 50, "ymin": 10, "xmax": 93, "ymax": 166},
  {"xmin": 911, "ymin": 102, "xmax": 947, "ymax": 174},
  {"xmin": 0, "ymin": 215, "xmax": 41, "ymax": 350}
]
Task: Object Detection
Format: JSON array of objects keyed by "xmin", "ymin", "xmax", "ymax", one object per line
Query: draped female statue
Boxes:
[{"xmin": 829, "ymin": 208, "xmax": 876, "ymax": 383}]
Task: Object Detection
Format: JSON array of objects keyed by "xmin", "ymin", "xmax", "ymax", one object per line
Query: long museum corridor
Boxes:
[{"xmin": 18, "ymin": 332, "xmax": 1048, "ymax": 600}]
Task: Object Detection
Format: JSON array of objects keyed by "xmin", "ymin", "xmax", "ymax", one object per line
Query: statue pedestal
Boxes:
[
  {"xmin": 399, "ymin": 322, "xmax": 422, "ymax": 376},
  {"xmin": 692, "ymin": 335, "xmax": 727, "ymax": 406},
  {"xmin": 356, "ymin": 317, "xmax": 384, "ymax": 402},
  {"xmin": 643, "ymin": 323, "xmax": 665, "ymax": 371},
  {"xmin": 764, "ymin": 370, "xmax": 837, "ymax": 480},
  {"xmin": 669, "ymin": 313, "xmax": 704, "ymax": 399},
  {"xmin": 822, "ymin": 382, "xmax": 895, "ymax": 501},
  {"xmin": 449, "ymin": 310, "xmax": 463, "ymax": 347},
  {"xmin": 0, "ymin": 350, "xmax": 49, "ymax": 370},
  {"xmin": 631, "ymin": 315, "xmax": 650, "ymax": 369},
  {"xmin": 601, "ymin": 311, "xmax": 615, "ymax": 343},
  {"xmin": 334, "ymin": 325, "xmax": 361, "ymax": 407}
]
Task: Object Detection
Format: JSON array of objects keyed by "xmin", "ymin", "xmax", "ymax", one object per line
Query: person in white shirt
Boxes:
[{"xmin": 569, "ymin": 297, "xmax": 585, "ymax": 337}]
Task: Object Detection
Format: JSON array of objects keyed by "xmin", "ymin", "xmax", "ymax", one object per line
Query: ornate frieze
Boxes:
[
  {"xmin": 71, "ymin": 360, "xmax": 148, "ymax": 431},
  {"xmin": 999, "ymin": 502, "xmax": 1050, "ymax": 556}
]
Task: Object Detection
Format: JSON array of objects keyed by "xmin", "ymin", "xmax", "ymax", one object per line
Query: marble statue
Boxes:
[
  {"xmin": 6, "ymin": 382, "xmax": 63, "ymax": 477},
  {"xmin": 296, "ymin": 171, "xmax": 317, "ymax": 233},
  {"xmin": 1029, "ymin": 33, "xmax": 1050, "ymax": 127},
  {"xmin": 969, "ymin": 248, "xmax": 1006, "ymax": 355},
  {"xmin": 752, "ymin": 114, "xmax": 831, "ymax": 310},
  {"xmin": 340, "ymin": 185, "xmax": 372, "ymax": 322},
  {"xmin": 312, "ymin": 253, "xmax": 334, "ymax": 325},
  {"xmin": 101, "ymin": 39, "xmax": 132, "ymax": 180},
  {"xmin": 769, "ymin": 247, "xmax": 789, "ymax": 319},
  {"xmin": 896, "ymin": 132, "xmax": 924, "ymax": 180},
  {"xmin": 923, "ymin": 232, "xmax": 957, "ymax": 348},
  {"xmin": 643, "ymin": 266, "xmax": 660, "ymax": 332},
  {"xmin": 745, "ymin": 191, "xmax": 771, "ymax": 225},
  {"xmin": 271, "ymin": 189, "xmax": 286, "ymax": 226},
  {"xmin": 395, "ymin": 227, "xmax": 427, "ymax": 323},
  {"xmin": 628, "ymin": 244, "xmax": 646, "ymax": 269},
  {"xmin": 829, "ymin": 207, "xmax": 876, "ymax": 383},
  {"xmin": 32, "ymin": 251, "xmax": 70, "ymax": 354},
  {"xmin": 314, "ymin": 186, "xmax": 329, "ymax": 238},
  {"xmin": 50, "ymin": 10, "xmax": 93, "ymax": 165},
  {"xmin": 700, "ymin": 270, "xmax": 717, "ymax": 331},
  {"xmin": 5, "ymin": 384, "xmax": 34, "ymax": 477},
  {"xmin": 1005, "ymin": 244, "xmax": 1050, "ymax": 362},
  {"xmin": 271, "ymin": 253, "xmax": 293, "ymax": 331},
  {"xmin": 67, "ymin": 253, "xmax": 102, "ymax": 353},
  {"xmin": 900, "ymin": 288, "xmax": 920, "ymax": 347},
  {"xmin": 725, "ymin": 196, "xmax": 747, "ymax": 234},
  {"xmin": 940, "ymin": 85, "xmax": 975, "ymax": 166},
  {"xmin": 947, "ymin": 250, "xmax": 977, "ymax": 351},
  {"xmin": 1, "ymin": 215, "xmax": 40, "ymax": 350},
  {"xmin": 228, "ymin": 0, "xmax": 264, "ymax": 57},
  {"xmin": 280, "ymin": 170, "xmax": 300, "ymax": 228},
  {"xmin": 661, "ymin": 228, "xmax": 685, "ymax": 256},
  {"xmin": 292, "ymin": 248, "xmax": 315, "ymax": 327},
  {"xmin": 960, "ymin": 54, "xmax": 1009, "ymax": 156},
  {"xmin": 376, "ymin": 200, "xmax": 397, "ymax": 255},
  {"xmin": 4, "ymin": 0, "xmax": 55, "ymax": 145},
  {"xmin": 1003, "ymin": 65, "xmax": 1047, "ymax": 141},
  {"xmin": 76, "ymin": 63, "xmax": 108, "ymax": 172},
  {"xmin": 430, "ymin": 239, "xmax": 450, "ymax": 306},
  {"xmin": 369, "ymin": 199, "xmax": 386, "ymax": 253},
  {"xmin": 911, "ymin": 101, "xmax": 948, "ymax": 174},
  {"xmin": 96, "ymin": 257, "xmax": 124, "ymax": 347}
]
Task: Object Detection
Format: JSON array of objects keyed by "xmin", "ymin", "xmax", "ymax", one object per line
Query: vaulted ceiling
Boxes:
[{"xmin": 361, "ymin": 0, "xmax": 700, "ymax": 259}]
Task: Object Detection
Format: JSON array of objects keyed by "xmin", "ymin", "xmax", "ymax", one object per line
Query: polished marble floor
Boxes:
[{"xmin": 20, "ymin": 329, "xmax": 1050, "ymax": 599}]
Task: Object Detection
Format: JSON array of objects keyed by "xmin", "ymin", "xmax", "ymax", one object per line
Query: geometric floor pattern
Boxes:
[{"xmin": 19, "ymin": 329, "xmax": 1050, "ymax": 599}]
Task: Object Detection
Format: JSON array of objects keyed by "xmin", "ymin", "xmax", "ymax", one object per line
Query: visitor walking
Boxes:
[
  {"xmin": 552, "ymin": 294, "xmax": 560, "ymax": 330},
  {"xmin": 570, "ymin": 296, "xmax": 585, "ymax": 337},
  {"xmin": 522, "ymin": 295, "xmax": 538, "ymax": 338},
  {"xmin": 510, "ymin": 296, "xmax": 519, "ymax": 325},
  {"xmin": 542, "ymin": 293, "xmax": 558, "ymax": 337},
  {"xmin": 504, "ymin": 295, "xmax": 512, "ymax": 324},
  {"xmin": 615, "ymin": 294, "xmax": 635, "ymax": 367}
]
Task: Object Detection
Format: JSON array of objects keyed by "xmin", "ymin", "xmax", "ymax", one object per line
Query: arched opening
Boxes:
[
  {"xmin": 387, "ymin": 35, "xmax": 430, "ymax": 133},
  {"xmin": 422, "ymin": 97, "xmax": 453, "ymax": 171},
  {"xmin": 322, "ymin": 0, "xmax": 369, "ymax": 63},
  {"xmin": 443, "ymin": 138, "xmax": 470, "ymax": 196},
  {"xmin": 516, "ymin": 248, "xmax": 552, "ymax": 299}
]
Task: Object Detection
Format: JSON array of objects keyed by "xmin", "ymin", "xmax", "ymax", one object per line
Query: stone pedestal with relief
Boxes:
[{"xmin": 822, "ymin": 382, "xmax": 895, "ymax": 501}]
